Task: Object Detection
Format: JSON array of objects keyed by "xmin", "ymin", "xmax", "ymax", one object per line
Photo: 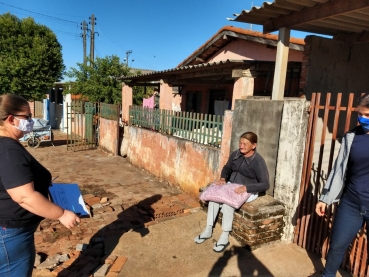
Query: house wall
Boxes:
[
  {"xmin": 99, "ymin": 117, "xmax": 119, "ymax": 156},
  {"xmin": 209, "ymin": 39, "xmax": 303, "ymax": 63},
  {"xmin": 124, "ymin": 111, "xmax": 233, "ymax": 198},
  {"xmin": 126, "ymin": 128, "xmax": 220, "ymax": 197},
  {"xmin": 302, "ymin": 35, "xmax": 369, "ymax": 104}
]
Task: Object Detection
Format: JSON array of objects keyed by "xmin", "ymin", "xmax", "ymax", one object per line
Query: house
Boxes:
[
  {"xmin": 228, "ymin": 1, "xmax": 369, "ymax": 275},
  {"xmin": 118, "ymin": 25, "xmax": 310, "ymax": 250},
  {"xmin": 120, "ymin": 26, "xmax": 304, "ymax": 121}
]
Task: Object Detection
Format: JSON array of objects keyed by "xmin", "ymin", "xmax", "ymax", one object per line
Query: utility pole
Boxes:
[
  {"xmin": 81, "ymin": 21, "xmax": 87, "ymax": 66},
  {"xmin": 126, "ymin": 50, "xmax": 132, "ymax": 66},
  {"xmin": 89, "ymin": 14, "xmax": 97, "ymax": 66}
]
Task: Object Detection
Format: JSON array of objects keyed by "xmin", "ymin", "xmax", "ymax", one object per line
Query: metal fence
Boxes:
[
  {"xmin": 129, "ymin": 106, "xmax": 223, "ymax": 147},
  {"xmin": 66, "ymin": 100, "xmax": 99, "ymax": 151},
  {"xmin": 100, "ymin": 102, "xmax": 120, "ymax": 120}
]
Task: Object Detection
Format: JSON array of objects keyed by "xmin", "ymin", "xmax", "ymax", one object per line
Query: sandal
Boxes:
[
  {"xmin": 194, "ymin": 235, "xmax": 210, "ymax": 244},
  {"xmin": 213, "ymin": 241, "xmax": 230, "ymax": 252}
]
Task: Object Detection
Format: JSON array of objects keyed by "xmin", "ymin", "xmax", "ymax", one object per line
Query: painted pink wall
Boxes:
[
  {"xmin": 125, "ymin": 110, "xmax": 233, "ymax": 198},
  {"xmin": 99, "ymin": 117, "xmax": 119, "ymax": 156},
  {"xmin": 209, "ymin": 40, "xmax": 303, "ymax": 62}
]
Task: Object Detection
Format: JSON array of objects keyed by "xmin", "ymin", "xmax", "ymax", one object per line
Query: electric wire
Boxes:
[
  {"xmin": 97, "ymin": 23, "xmax": 159, "ymax": 70},
  {"xmin": 0, "ymin": 2, "xmax": 163, "ymax": 70},
  {"xmin": 0, "ymin": 1, "xmax": 79, "ymax": 25}
]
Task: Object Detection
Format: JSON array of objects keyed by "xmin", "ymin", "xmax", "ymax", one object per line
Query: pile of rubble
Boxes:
[{"xmin": 33, "ymin": 192, "xmax": 200, "ymax": 276}]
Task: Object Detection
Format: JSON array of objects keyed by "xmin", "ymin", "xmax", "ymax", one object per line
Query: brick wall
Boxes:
[
  {"xmin": 99, "ymin": 117, "xmax": 119, "ymax": 156},
  {"xmin": 201, "ymin": 194, "xmax": 285, "ymax": 250},
  {"xmin": 299, "ymin": 36, "xmax": 311, "ymax": 95}
]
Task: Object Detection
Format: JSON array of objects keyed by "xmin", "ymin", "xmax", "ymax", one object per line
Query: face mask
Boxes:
[
  {"xmin": 14, "ymin": 117, "xmax": 34, "ymax": 134},
  {"xmin": 358, "ymin": 116, "xmax": 369, "ymax": 133}
]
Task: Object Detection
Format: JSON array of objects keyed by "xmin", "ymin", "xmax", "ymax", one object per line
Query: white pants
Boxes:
[{"xmin": 206, "ymin": 193, "xmax": 258, "ymax": 232}]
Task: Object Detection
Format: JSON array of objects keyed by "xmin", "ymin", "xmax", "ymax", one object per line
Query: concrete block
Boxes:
[
  {"xmin": 100, "ymin": 197, "xmax": 109, "ymax": 203},
  {"xmin": 34, "ymin": 253, "xmax": 42, "ymax": 267},
  {"xmin": 37, "ymin": 254, "xmax": 65, "ymax": 270},
  {"xmin": 76, "ymin": 243, "xmax": 89, "ymax": 251}
]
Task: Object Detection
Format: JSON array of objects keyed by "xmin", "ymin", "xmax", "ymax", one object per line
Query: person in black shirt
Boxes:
[
  {"xmin": 194, "ymin": 132, "xmax": 269, "ymax": 253},
  {"xmin": 0, "ymin": 94, "xmax": 80, "ymax": 277}
]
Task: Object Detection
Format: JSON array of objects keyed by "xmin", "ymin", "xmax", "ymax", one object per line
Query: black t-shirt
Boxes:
[
  {"xmin": 0, "ymin": 137, "xmax": 51, "ymax": 227},
  {"xmin": 345, "ymin": 127, "xmax": 369, "ymax": 206}
]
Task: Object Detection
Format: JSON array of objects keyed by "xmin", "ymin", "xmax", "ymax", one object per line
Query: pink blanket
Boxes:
[{"xmin": 199, "ymin": 183, "xmax": 251, "ymax": 209}]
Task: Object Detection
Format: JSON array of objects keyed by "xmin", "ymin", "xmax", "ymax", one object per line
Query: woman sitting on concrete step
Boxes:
[{"xmin": 194, "ymin": 131, "xmax": 269, "ymax": 252}]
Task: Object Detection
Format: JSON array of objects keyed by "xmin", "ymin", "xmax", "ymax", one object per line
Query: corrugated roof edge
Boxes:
[
  {"xmin": 120, "ymin": 59, "xmax": 269, "ymax": 80},
  {"xmin": 177, "ymin": 26, "xmax": 305, "ymax": 68}
]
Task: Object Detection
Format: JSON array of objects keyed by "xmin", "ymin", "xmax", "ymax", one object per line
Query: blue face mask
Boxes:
[{"xmin": 358, "ymin": 116, "xmax": 369, "ymax": 133}]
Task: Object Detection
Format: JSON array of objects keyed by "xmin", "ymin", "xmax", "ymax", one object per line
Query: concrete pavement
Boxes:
[{"xmin": 29, "ymin": 131, "xmax": 350, "ymax": 277}]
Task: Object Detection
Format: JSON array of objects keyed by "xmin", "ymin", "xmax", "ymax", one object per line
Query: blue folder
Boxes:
[{"xmin": 49, "ymin": 183, "xmax": 90, "ymax": 218}]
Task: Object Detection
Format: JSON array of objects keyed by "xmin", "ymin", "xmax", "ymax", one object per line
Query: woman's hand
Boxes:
[
  {"xmin": 58, "ymin": 210, "xmax": 81, "ymax": 229},
  {"xmin": 234, "ymin": 185, "xmax": 247, "ymax": 194},
  {"xmin": 213, "ymin": 178, "xmax": 226, "ymax": 186},
  {"xmin": 315, "ymin": 201, "xmax": 327, "ymax": 216}
]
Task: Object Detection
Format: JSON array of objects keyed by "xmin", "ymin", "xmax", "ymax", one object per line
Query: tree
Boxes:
[
  {"xmin": 0, "ymin": 13, "xmax": 65, "ymax": 101},
  {"xmin": 66, "ymin": 55, "xmax": 129, "ymax": 104},
  {"xmin": 132, "ymin": 86, "xmax": 156, "ymax": 106}
]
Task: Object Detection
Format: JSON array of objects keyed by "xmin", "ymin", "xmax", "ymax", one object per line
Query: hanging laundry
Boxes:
[{"xmin": 143, "ymin": 95, "xmax": 155, "ymax": 108}]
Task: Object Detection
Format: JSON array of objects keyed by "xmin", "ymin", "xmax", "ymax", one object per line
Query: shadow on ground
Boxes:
[
  {"xmin": 58, "ymin": 194, "xmax": 162, "ymax": 276},
  {"xmin": 208, "ymin": 245, "xmax": 273, "ymax": 277}
]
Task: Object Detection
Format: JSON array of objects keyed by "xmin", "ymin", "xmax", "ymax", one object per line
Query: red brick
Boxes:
[
  {"xmin": 175, "ymin": 212, "xmax": 190, "ymax": 218},
  {"xmin": 109, "ymin": 256, "xmax": 128, "ymax": 272},
  {"xmin": 144, "ymin": 221, "xmax": 157, "ymax": 227},
  {"xmin": 51, "ymin": 266, "xmax": 64, "ymax": 276},
  {"xmin": 102, "ymin": 254, "xmax": 117, "ymax": 264},
  {"xmin": 186, "ymin": 201, "xmax": 200, "ymax": 209},
  {"xmin": 105, "ymin": 272, "xmax": 119, "ymax": 277},
  {"xmin": 85, "ymin": 197, "xmax": 100, "ymax": 206},
  {"xmin": 261, "ymin": 219, "xmax": 274, "ymax": 225},
  {"xmin": 83, "ymin": 194, "xmax": 95, "ymax": 200},
  {"xmin": 69, "ymin": 251, "xmax": 81, "ymax": 258}
]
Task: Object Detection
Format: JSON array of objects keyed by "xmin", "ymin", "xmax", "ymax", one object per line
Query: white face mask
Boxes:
[{"xmin": 14, "ymin": 117, "xmax": 34, "ymax": 134}]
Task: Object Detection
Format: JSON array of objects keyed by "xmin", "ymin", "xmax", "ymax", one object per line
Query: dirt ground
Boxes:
[{"xmin": 28, "ymin": 131, "xmax": 351, "ymax": 277}]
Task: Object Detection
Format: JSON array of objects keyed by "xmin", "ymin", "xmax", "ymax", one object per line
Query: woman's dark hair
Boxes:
[
  {"xmin": 240, "ymin": 131, "xmax": 258, "ymax": 144},
  {"xmin": 358, "ymin": 93, "xmax": 369, "ymax": 108},
  {"xmin": 0, "ymin": 94, "xmax": 29, "ymax": 125}
]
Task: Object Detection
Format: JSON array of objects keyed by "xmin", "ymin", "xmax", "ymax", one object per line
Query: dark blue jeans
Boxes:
[
  {"xmin": 0, "ymin": 223, "xmax": 39, "ymax": 277},
  {"xmin": 322, "ymin": 196, "xmax": 369, "ymax": 277}
]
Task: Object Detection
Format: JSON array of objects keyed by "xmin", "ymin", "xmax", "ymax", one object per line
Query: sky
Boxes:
[{"xmin": 0, "ymin": 0, "xmax": 314, "ymax": 80}]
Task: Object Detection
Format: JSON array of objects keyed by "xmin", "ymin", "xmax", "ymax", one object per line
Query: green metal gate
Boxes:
[{"xmin": 66, "ymin": 100, "xmax": 99, "ymax": 151}]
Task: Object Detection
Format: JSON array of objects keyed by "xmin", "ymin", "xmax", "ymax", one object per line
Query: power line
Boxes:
[
  {"xmin": 97, "ymin": 23, "xmax": 158, "ymax": 70},
  {"xmin": 0, "ymin": 1, "xmax": 79, "ymax": 25},
  {"xmin": 53, "ymin": 29, "xmax": 80, "ymax": 37}
]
